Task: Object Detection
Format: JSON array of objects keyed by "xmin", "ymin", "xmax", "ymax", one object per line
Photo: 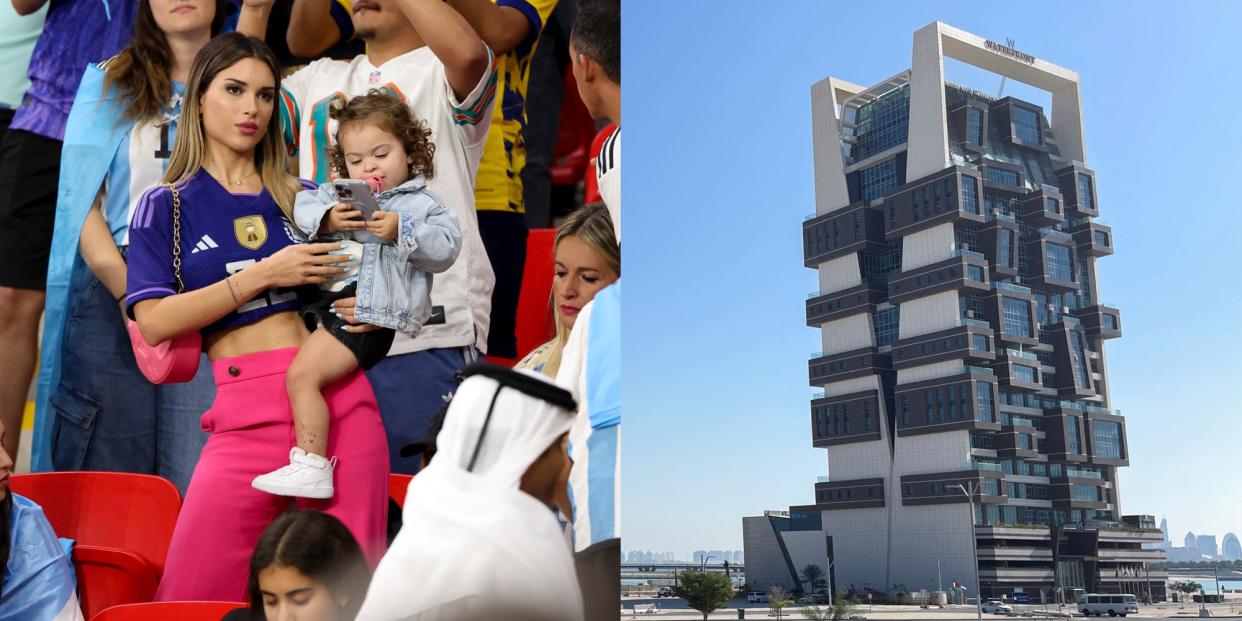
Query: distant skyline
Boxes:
[{"xmin": 625, "ymin": 1, "xmax": 1242, "ymax": 553}]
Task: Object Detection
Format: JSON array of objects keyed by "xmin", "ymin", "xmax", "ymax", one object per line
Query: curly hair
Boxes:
[{"xmin": 326, "ymin": 90, "xmax": 436, "ymax": 181}]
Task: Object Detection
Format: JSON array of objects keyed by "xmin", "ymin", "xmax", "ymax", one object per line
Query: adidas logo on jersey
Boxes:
[{"xmin": 191, "ymin": 234, "xmax": 219, "ymax": 254}]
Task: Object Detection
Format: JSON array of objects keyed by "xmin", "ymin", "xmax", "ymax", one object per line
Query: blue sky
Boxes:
[{"xmin": 622, "ymin": 1, "xmax": 1242, "ymax": 558}]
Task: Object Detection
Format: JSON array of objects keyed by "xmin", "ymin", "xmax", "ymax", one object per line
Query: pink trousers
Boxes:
[{"xmin": 155, "ymin": 348, "xmax": 389, "ymax": 602}]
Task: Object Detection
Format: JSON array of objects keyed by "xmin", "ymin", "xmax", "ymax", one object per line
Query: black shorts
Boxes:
[
  {"xmin": 0, "ymin": 128, "xmax": 63, "ymax": 290},
  {"xmin": 299, "ymin": 283, "xmax": 396, "ymax": 370},
  {"xmin": 477, "ymin": 210, "xmax": 528, "ymax": 359}
]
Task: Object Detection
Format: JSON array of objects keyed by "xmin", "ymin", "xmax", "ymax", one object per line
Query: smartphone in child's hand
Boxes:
[{"xmin": 332, "ymin": 179, "xmax": 384, "ymax": 244}]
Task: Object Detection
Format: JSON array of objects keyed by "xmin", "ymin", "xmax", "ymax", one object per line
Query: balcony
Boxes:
[
  {"xmin": 993, "ymin": 349, "xmax": 1044, "ymax": 393},
  {"xmin": 813, "ymin": 477, "xmax": 886, "ymax": 510},
  {"xmin": 900, "ymin": 470, "xmax": 1003, "ymax": 507},
  {"xmin": 1071, "ymin": 221, "xmax": 1114, "ymax": 257},
  {"xmin": 808, "ymin": 347, "xmax": 890, "ymax": 386},
  {"xmin": 1074, "ymin": 305, "xmax": 1121, "ymax": 339},
  {"xmin": 888, "ymin": 254, "xmax": 990, "ymax": 304},
  {"xmin": 891, "ymin": 324, "xmax": 995, "ymax": 370},
  {"xmin": 1096, "ymin": 548, "xmax": 1166, "ymax": 561},
  {"xmin": 977, "ymin": 547, "xmax": 1054, "ymax": 562},
  {"xmin": 1017, "ymin": 185, "xmax": 1065, "ymax": 227},
  {"xmin": 810, "ymin": 389, "xmax": 883, "ymax": 448},
  {"xmin": 1097, "ymin": 528, "xmax": 1166, "ymax": 544},
  {"xmin": 806, "ymin": 282, "xmax": 888, "ymax": 326},
  {"xmin": 1023, "ymin": 236, "xmax": 1078, "ymax": 292},
  {"xmin": 979, "ymin": 567, "xmax": 1055, "ymax": 582},
  {"xmin": 995, "ymin": 428, "xmax": 1044, "ymax": 460},
  {"xmin": 1056, "ymin": 164, "xmax": 1099, "ymax": 218},
  {"xmin": 803, "ymin": 203, "xmax": 886, "ymax": 267},
  {"xmin": 894, "ymin": 373, "xmax": 1002, "ymax": 437},
  {"xmin": 882, "ymin": 167, "xmax": 988, "ymax": 240},
  {"xmin": 975, "ymin": 524, "xmax": 1051, "ymax": 540}
]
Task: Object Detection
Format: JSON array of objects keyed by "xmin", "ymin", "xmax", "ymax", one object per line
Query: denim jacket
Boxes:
[{"xmin": 292, "ymin": 175, "xmax": 462, "ymax": 336}]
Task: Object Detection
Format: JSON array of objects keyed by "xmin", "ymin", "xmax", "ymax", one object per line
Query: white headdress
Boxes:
[{"xmin": 357, "ymin": 366, "xmax": 584, "ymax": 621}]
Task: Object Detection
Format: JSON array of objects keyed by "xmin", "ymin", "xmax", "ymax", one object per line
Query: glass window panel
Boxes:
[
  {"xmin": 1013, "ymin": 365, "xmax": 1037, "ymax": 383},
  {"xmin": 961, "ymin": 177, "xmax": 979, "ymax": 214},
  {"xmin": 1003, "ymin": 298, "xmax": 1032, "ymax": 337},
  {"xmin": 967, "ymin": 107, "xmax": 984, "ymax": 144},
  {"xmin": 1013, "ymin": 107, "xmax": 1041, "ymax": 143},
  {"xmin": 1045, "ymin": 244, "xmax": 1073, "ymax": 281},
  {"xmin": 976, "ymin": 382, "xmax": 994, "ymax": 422},
  {"xmin": 873, "ymin": 307, "xmax": 900, "ymax": 347},
  {"xmin": 987, "ymin": 167, "xmax": 1020, "ymax": 186},
  {"xmin": 860, "ymin": 158, "xmax": 899, "ymax": 203},
  {"xmin": 1065, "ymin": 416, "xmax": 1081, "ymax": 454},
  {"xmin": 1078, "ymin": 174, "xmax": 1094, "ymax": 211},
  {"xmin": 1092, "ymin": 420, "xmax": 1123, "ymax": 459},
  {"xmin": 851, "ymin": 84, "xmax": 910, "ymax": 161}
]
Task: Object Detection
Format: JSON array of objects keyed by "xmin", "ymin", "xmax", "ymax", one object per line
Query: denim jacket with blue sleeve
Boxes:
[{"xmin": 292, "ymin": 175, "xmax": 462, "ymax": 336}]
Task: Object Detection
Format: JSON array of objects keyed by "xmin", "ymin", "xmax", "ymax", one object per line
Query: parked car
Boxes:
[
  {"xmin": 747, "ymin": 592, "xmax": 769, "ymax": 603},
  {"xmin": 656, "ymin": 587, "xmax": 676, "ymax": 598},
  {"xmin": 981, "ymin": 600, "xmax": 1012, "ymax": 614}
]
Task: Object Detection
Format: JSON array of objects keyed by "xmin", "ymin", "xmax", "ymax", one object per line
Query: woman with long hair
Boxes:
[
  {"xmin": 35, "ymin": 0, "xmax": 233, "ymax": 494},
  {"xmin": 125, "ymin": 33, "xmax": 388, "ymax": 601},
  {"xmin": 223, "ymin": 509, "xmax": 372, "ymax": 621},
  {"xmin": 516, "ymin": 202, "xmax": 620, "ymax": 377}
]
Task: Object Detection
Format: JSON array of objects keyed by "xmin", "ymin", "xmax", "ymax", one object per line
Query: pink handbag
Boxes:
[{"xmin": 126, "ymin": 183, "xmax": 202, "ymax": 384}]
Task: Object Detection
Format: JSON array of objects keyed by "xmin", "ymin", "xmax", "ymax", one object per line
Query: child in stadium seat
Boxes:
[
  {"xmin": 223, "ymin": 509, "xmax": 373, "ymax": 621},
  {"xmin": 250, "ymin": 91, "xmax": 461, "ymax": 500}
]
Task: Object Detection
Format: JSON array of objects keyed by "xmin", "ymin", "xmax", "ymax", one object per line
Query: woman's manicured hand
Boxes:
[{"xmin": 261, "ymin": 242, "xmax": 354, "ymax": 287}]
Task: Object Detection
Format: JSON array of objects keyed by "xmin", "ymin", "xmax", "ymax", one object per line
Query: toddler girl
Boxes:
[{"xmin": 251, "ymin": 91, "xmax": 461, "ymax": 498}]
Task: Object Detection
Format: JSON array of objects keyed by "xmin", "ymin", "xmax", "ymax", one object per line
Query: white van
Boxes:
[
  {"xmin": 1077, "ymin": 593, "xmax": 1138, "ymax": 617},
  {"xmin": 747, "ymin": 591, "xmax": 769, "ymax": 603}
]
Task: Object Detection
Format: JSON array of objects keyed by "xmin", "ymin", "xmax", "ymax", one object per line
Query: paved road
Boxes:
[{"xmin": 619, "ymin": 599, "xmax": 1242, "ymax": 620}]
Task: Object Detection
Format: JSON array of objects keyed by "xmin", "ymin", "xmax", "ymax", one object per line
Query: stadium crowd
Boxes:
[{"xmin": 0, "ymin": 0, "xmax": 619, "ymax": 618}]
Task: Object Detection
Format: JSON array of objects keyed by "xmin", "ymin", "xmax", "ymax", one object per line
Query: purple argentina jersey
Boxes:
[
  {"xmin": 10, "ymin": 0, "xmax": 136, "ymax": 140},
  {"xmin": 126, "ymin": 169, "xmax": 316, "ymax": 335}
]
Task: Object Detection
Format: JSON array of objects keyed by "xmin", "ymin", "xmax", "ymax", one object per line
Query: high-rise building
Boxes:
[
  {"xmin": 1196, "ymin": 535, "xmax": 1218, "ymax": 559},
  {"xmin": 804, "ymin": 22, "xmax": 1164, "ymax": 601}
]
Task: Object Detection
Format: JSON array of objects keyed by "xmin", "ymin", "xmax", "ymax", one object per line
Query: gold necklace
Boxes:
[
  {"xmin": 228, "ymin": 170, "xmax": 258, "ymax": 186},
  {"xmin": 206, "ymin": 162, "xmax": 258, "ymax": 187}
]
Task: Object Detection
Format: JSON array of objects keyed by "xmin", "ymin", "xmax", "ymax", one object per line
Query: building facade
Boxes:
[
  {"xmin": 741, "ymin": 510, "xmax": 832, "ymax": 596},
  {"xmin": 804, "ymin": 22, "xmax": 1164, "ymax": 602}
]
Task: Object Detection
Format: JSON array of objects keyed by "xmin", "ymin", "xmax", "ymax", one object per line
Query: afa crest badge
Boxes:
[{"xmin": 234, "ymin": 216, "xmax": 267, "ymax": 250}]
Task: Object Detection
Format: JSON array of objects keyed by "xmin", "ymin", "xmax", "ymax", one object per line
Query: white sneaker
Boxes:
[{"xmin": 252, "ymin": 447, "xmax": 337, "ymax": 499}]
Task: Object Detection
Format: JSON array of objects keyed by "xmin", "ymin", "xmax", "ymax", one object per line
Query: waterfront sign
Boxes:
[{"xmin": 986, "ymin": 39, "xmax": 1036, "ymax": 65}]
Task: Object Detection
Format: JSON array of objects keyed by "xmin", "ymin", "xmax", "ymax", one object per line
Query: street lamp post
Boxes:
[
  {"xmin": 953, "ymin": 482, "xmax": 983, "ymax": 621},
  {"xmin": 700, "ymin": 554, "xmax": 717, "ymax": 573}
]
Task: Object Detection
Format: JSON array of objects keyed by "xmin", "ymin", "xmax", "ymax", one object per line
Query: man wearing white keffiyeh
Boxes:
[{"xmin": 356, "ymin": 364, "xmax": 584, "ymax": 621}]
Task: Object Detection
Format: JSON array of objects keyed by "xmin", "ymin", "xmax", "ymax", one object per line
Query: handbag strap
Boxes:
[{"xmin": 165, "ymin": 183, "xmax": 186, "ymax": 294}]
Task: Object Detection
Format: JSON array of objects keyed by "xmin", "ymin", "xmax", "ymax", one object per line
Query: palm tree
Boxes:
[{"xmin": 801, "ymin": 564, "xmax": 828, "ymax": 594}]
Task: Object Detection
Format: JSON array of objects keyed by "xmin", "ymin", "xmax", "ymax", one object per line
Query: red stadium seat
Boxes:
[
  {"xmin": 550, "ymin": 68, "xmax": 597, "ymax": 190},
  {"xmin": 482, "ymin": 228, "xmax": 558, "ymax": 367},
  {"xmin": 389, "ymin": 473, "xmax": 413, "ymax": 509},
  {"xmin": 91, "ymin": 601, "xmax": 247, "ymax": 621},
  {"xmin": 584, "ymin": 124, "xmax": 617, "ymax": 205},
  {"xmin": 74, "ymin": 545, "xmax": 160, "ymax": 621},
  {"xmin": 515, "ymin": 228, "xmax": 557, "ymax": 361},
  {"xmin": 11, "ymin": 472, "xmax": 181, "ymax": 576}
]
